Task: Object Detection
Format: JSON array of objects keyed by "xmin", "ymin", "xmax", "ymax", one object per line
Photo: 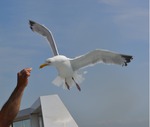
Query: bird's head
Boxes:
[
  {"xmin": 39, "ymin": 55, "xmax": 68, "ymax": 69},
  {"xmin": 39, "ymin": 58, "xmax": 54, "ymax": 69}
]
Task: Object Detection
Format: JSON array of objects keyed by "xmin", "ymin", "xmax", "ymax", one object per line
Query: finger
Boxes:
[
  {"xmin": 18, "ymin": 68, "xmax": 32, "ymax": 80},
  {"xmin": 25, "ymin": 68, "xmax": 32, "ymax": 72},
  {"xmin": 19, "ymin": 71, "xmax": 28, "ymax": 78},
  {"xmin": 21, "ymin": 68, "xmax": 32, "ymax": 74},
  {"xmin": 26, "ymin": 71, "xmax": 31, "ymax": 77},
  {"xmin": 23, "ymin": 71, "xmax": 31, "ymax": 78}
]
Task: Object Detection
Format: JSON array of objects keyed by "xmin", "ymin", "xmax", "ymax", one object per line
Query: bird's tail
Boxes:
[{"xmin": 52, "ymin": 71, "xmax": 85, "ymax": 90}]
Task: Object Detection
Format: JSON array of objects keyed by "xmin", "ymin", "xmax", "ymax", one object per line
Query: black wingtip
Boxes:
[
  {"xmin": 29, "ymin": 20, "xmax": 35, "ymax": 26},
  {"xmin": 121, "ymin": 55, "xmax": 133, "ymax": 66},
  {"xmin": 29, "ymin": 20, "xmax": 36, "ymax": 30}
]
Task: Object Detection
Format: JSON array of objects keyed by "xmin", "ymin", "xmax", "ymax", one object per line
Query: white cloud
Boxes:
[
  {"xmin": 114, "ymin": 8, "xmax": 148, "ymax": 22},
  {"xmin": 113, "ymin": 8, "xmax": 148, "ymax": 41},
  {"xmin": 99, "ymin": 0, "xmax": 149, "ymax": 42},
  {"xmin": 98, "ymin": 0, "xmax": 148, "ymax": 42},
  {"xmin": 98, "ymin": 0, "xmax": 124, "ymax": 6}
]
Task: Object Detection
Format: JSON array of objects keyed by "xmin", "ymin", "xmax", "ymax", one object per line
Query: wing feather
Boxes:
[
  {"xmin": 29, "ymin": 20, "xmax": 59, "ymax": 56},
  {"xmin": 70, "ymin": 49, "xmax": 133, "ymax": 71}
]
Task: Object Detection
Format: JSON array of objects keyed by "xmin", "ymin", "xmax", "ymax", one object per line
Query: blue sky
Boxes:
[{"xmin": 0, "ymin": 0, "xmax": 148, "ymax": 127}]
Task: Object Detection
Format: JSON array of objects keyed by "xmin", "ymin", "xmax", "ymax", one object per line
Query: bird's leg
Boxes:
[
  {"xmin": 65, "ymin": 79, "xmax": 70, "ymax": 90},
  {"xmin": 72, "ymin": 77, "xmax": 81, "ymax": 91}
]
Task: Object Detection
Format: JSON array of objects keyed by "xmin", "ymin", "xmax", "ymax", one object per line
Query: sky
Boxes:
[{"xmin": 0, "ymin": 0, "xmax": 148, "ymax": 127}]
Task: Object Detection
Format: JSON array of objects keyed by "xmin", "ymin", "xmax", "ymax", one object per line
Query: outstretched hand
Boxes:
[{"xmin": 17, "ymin": 68, "xmax": 32, "ymax": 88}]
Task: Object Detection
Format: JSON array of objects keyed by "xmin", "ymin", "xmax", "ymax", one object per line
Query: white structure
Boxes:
[{"xmin": 12, "ymin": 95, "xmax": 78, "ymax": 127}]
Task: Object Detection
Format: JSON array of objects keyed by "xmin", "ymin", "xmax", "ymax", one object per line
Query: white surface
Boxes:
[
  {"xmin": 15, "ymin": 94, "xmax": 78, "ymax": 127},
  {"xmin": 40, "ymin": 95, "xmax": 78, "ymax": 127}
]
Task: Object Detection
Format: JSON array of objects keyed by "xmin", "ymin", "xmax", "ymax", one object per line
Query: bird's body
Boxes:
[
  {"xmin": 41, "ymin": 55, "xmax": 83, "ymax": 90},
  {"xmin": 29, "ymin": 20, "xmax": 133, "ymax": 91},
  {"xmin": 49, "ymin": 55, "xmax": 73, "ymax": 78}
]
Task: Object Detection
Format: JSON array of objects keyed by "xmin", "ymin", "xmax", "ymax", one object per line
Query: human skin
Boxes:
[{"xmin": 0, "ymin": 68, "xmax": 32, "ymax": 127}]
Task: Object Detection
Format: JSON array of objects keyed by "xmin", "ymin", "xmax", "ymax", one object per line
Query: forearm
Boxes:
[
  {"xmin": 0, "ymin": 68, "xmax": 32, "ymax": 127},
  {"xmin": 0, "ymin": 84, "xmax": 26, "ymax": 126}
]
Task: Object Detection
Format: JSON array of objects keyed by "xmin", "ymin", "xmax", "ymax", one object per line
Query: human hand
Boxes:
[{"xmin": 17, "ymin": 68, "xmax": 32, "ymax": 89}]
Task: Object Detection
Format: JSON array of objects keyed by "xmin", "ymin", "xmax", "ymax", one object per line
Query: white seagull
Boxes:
[{"xmin": 29, "ymin": 20, "xmax": 133, "ymax": 91}]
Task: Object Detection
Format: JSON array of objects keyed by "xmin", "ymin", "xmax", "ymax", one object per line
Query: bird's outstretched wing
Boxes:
[
  {"xmin": 29, "ymin": 20, "xmax": 59, "ymax": 56},
  {"xmin": 70, "ymin": 49, "xmax": 133, "ymax": 71}
]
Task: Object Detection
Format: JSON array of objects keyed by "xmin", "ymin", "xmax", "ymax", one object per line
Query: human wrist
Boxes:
[{"xmin": 16, "ymin": 83, "xmax": 26, "ymax": 91}]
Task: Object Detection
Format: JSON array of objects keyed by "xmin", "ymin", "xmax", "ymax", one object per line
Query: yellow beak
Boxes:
[{"xmin": 39, "ymin": 63, "xmax": 49, "ymax": 69}]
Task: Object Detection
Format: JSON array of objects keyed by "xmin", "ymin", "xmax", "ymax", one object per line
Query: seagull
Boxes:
[{"xmin": 29, "ymin": 20, "xmax": 133, "ymax": 91}]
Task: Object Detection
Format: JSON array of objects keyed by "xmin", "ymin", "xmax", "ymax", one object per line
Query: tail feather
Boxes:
[{"xmin": 52, "ymin": 71, "xmax": 85, "ymax": 90}]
